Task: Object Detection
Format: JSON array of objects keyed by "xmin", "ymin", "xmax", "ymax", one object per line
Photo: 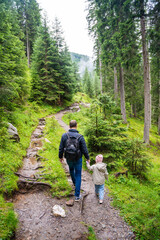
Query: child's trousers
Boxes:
[{"xmin": 95, "ymin": 184, "xmax": 104, "ymax": 200}]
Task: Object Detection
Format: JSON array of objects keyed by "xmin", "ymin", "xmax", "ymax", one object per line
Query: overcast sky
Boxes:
[{"xmin": 37, "ymin": 0, "xmax": 94, "ymax": 57}]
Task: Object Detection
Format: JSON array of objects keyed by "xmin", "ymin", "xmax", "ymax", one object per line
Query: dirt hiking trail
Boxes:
[{"xmin": 12, "ymin": 109, "xmax": 135, "ymax": 240}]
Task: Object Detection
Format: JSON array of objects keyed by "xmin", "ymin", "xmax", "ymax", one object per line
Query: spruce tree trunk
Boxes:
[
  {"xmin": 114, "ymin": 66, "xmax": 118, "ymax": 101},
  {"xmin": 158, "ymin": 79, "xmax": 160, "ymax": 135},
  {"xmin": 26, "ymin": 29, "xmax": 30, "ymax": 68},
  {"xmin": 148, "ymin": 59, "xmax": 151, "ymax": 128},
  {"xmin": 119, "ymin": 64, "xmax": 127, "ymax": 123},
  {"xmin": 99, "ymin": 50, "xmax": 103, "ymax": 94},
  {"xmin": 140, "ymin": 9, "xmax": 151, "ymax": 144},
  {"xmin": 133, "ymin": 104, "xmax": 137, "ymax": 118}
]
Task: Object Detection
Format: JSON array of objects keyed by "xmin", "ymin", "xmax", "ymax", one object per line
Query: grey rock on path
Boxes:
[{"xmin": 12, "ymin": 110, "xmax": 135, "ymax": 240}]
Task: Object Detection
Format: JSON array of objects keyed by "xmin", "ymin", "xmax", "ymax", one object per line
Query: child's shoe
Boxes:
[{"xmin": 99, "ymin": 200, "xmax": 103, "ymax": 204}]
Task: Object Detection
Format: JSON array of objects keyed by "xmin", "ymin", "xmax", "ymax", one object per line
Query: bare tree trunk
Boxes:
[
  {"xmin": 140, "ymin": 9, "xmax": 151, "ymax": 144},
  {"xmin": 114, "ymin": 66, "xmax": 118, "ymax": 101},
  {"xmin": 133, "ymin": 104, "xmax": 137, "ymax": 118},
  {"xmin": 148, "ymin": 58, "xmax": 151, "ymax": 128},
  {"xmin": 158, "ymin": 79, "xmax": 160, "ymax": 135},
  {"xmin": 131, "ymin": 104, "xmax": 133, "ymax": 117},
  {"xmin": 119, "ymin": 64, "xmax": 127, "ymax": 123},
  {"xmin": 99, "ymin": 50, "xmax": 103, "ymax": 94},
  {"xmin": 26, "ymin": 29, "xmax": 30, "ymax": 68}
]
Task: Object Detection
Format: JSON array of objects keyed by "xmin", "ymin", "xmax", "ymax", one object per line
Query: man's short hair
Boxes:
[{"xmin": 69, "ymin": 120, "xmax": 77, "ymax": 128}]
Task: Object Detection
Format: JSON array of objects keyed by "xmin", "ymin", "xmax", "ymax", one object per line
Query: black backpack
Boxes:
[{"xmin": 64, "ymin": 133, "xmax": 81, "ymax": 161}]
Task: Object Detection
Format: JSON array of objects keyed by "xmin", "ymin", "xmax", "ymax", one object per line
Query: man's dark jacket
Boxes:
[{"xmin": 59, "ymin": 129, "xmax": 89, "ymax": 160}]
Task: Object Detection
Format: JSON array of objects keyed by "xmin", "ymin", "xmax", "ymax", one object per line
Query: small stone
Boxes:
[
  {"xmin": 101, "ymin": 223, "xmax": 106, "ymax": 229},
  {"xmin": 52, "ymin": 205, "xmax": 66, "ymax": 217},
  {"xmin": 66, "ymin": 199, "xmax": 74, "ymax": 206},
  {"xmin": 44, "ymin": 138, "xmax": 51, "ymax": 143}
]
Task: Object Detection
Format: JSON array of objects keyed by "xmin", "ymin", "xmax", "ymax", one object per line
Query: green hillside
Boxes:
[{"xmin": 62, "ymin": 97, "xmax": 160, "ymax": 240}]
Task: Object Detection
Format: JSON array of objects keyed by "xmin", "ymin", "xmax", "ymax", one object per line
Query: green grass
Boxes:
[
  {"xmin": 37, "ymin": 117, "xmax": 72, "ymax": 197},
  {"xmin": 62, "ymin": 107, "xmax": 88, "ymax": 135},
  {"xmin": 127, "ymin": 117, "xmax": 160, "ymax": 146},
  {"xmin": 0, "ymin": 103, "xmax": 60, "ymax": 240},
  {"xmin": 72, "ymin": 92, "xmax": 92, "ymax": 104},
  {"xmin": 62, "ymin": 107, "xmax": 160, "ymax": 240},
  {"xmin": 87, "ymin": 226, "xmax": 97, "ymax": 240},
  {"xmin": 0, "ymin": 103, "xmax": 56, "ymax": 195},
  {"xmin": 108, "ymin": 117, "xmax": 160, "ymax": 239},
  {"xmin": 1, "ymin": 97, "xmax": 160, "ymax": 240},
  {"xmin": 108, "ymin": 175, "xmax": 160, "ymax": 239},
  {"xmin": 0, "ymin": 195, "xmax": 18, "ymax": 240}
]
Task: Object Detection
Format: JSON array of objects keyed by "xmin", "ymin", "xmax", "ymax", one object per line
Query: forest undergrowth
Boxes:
[
  {"xmin": 62, "ymin": 103, "xmax": 160, "ymax": 240},
  {"xmin": 1, "ymin": 97, "xmax": 160, "ymax": 240},
  {"xmin": 0, "ymin": 103, "xmax": 62, "ymax": 239}
]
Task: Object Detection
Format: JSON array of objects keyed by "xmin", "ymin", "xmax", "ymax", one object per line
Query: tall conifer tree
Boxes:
[
  {"xmin": 15, "ymin": 0, "xmax": 41, "ymax": 67},
  {"xmin": 0, "ymin": 1, "xmax": 28, "ymax": 110}
]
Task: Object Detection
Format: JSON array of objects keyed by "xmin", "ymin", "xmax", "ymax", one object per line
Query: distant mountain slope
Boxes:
[{"xmin": 70, "ymin": 52, "xmax": 94, "ymax": 76}]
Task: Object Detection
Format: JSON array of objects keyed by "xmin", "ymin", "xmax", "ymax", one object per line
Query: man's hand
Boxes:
[
  {"xmin": 86, "ymin": 159, "xmax": 90, "ymax": 163},
  {"xmin": 59, "ymin": 158, "xmax": 64, "ymax": 163}
]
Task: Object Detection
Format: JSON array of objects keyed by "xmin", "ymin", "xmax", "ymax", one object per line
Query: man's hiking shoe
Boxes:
[
  {"xmin": 99, "ymin": 200, "xmax": 103, "ymax": 204},
  {"xmin": 75, "ymin": 195, "xmax": 82, "ymax": 201}
]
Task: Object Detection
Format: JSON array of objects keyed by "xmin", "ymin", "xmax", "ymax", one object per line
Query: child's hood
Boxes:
[{"xmin": 96, "ymin": 162, "xmax": 107, "ymax": 172}]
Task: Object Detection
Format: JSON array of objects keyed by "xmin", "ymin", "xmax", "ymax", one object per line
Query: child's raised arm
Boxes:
[{"xmin": 86, "ymin": 161, "xmax": 93, "ymax": 171}]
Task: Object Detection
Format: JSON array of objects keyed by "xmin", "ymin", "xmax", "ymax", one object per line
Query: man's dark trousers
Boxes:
[{"xmin": 67, "ymin": 157, "xmax": 82, "ymax": 197}]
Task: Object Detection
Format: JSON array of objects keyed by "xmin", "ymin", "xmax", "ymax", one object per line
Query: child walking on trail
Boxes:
[{"xmin": 86, "ymin": 154, "xmax": 108, "ymax": 204}]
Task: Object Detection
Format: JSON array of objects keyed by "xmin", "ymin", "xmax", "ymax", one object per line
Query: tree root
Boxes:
[
  {"xmin": 15, "ymin": 172, "xmax": 44, "ymax": 181},
  {"xmin": 33, "ymin": 166, "xmax": 44, "ymax": 170},
  {"xmin": 18, "ymin": 179, "xmax": 52, "ymax": 188},
  {"xmin": 36, "ymin": 154, "xmax": 48, "ymax": 161},
  {"xmin": 79, "ymin": 192, "xmax": 89, "ymax": 214},
  {"xmin": 15, "ymin": 172, "xmax": 36, "ymax": 179}
]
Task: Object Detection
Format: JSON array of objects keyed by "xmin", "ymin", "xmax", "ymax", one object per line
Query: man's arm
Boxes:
[
  {"xmin": 80, "ymin": 135, "xmax": 90, "ymax": 160},
  {"xmin": 59, "ymin": 133, "xmax": 66, "ymax": 161}
]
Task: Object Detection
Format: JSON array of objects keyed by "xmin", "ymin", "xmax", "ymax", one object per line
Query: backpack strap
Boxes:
[
  {"xmin": 66, "ymin": 132, "xmax": 70, "ymax": 139},
  {"xmin": 66, "ymin": 132, "xmax": 82, "ymax": 140}
]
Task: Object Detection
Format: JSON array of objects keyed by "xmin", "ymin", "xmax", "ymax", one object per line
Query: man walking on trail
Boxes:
[{"xmin": 59, "ymin": 120, "xmax": 90, "ymax": 201}]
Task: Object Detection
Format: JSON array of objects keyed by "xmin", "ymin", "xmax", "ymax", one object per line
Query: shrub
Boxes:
[
  {"xmin": 123, "ymin": 139, "xmax": 152, "ymax": 178},
  {"xmin": 85, "ymin": 98, "xmax": 128, "ymax": 166}
]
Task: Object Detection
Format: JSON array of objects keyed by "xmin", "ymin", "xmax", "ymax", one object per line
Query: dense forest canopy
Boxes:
[
  {"xmin": 0, "ymin": 0, "xmax": 80, "ymax": 115},
  {"xmin": 0, "ymin": 0, "xmax": 160, "ymax": 141},
  {"xmin": 86, "ymin": 0, "xmax": 160, "ymax": 143}
]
